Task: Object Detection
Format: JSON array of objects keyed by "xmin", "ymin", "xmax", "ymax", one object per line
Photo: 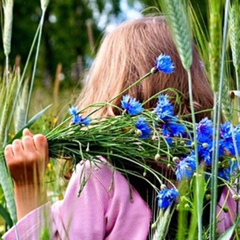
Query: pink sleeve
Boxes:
[
  {"xmin": 3, "ymin": 160, "xmax": 151, "ymax": 240},
  {"xmin": 2, "ymin": 202, "xmax": 55, "ymax": 239},
  {"xmin": 217, "ymin": 186, "xmax": 239, "ymax": 235}
]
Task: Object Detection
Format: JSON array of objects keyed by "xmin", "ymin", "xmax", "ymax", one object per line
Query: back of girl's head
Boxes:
[{"xmin": 77, "ymin": 16, "xmax": 213, "ymax": 122}]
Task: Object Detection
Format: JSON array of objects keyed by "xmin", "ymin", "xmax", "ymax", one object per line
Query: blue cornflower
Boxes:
[
  {"xmin": 219, "ymin": 122, "xmax": 235, "ymax": 156},
  {"xmin": 161, "ymin": 121, "xmax": 186, "ymax": 146},
  {"xmin": 196, "ymin": 117, "xmax": 213, "ymax": 143},
  {"xmin": 198, "ymin": 144, "xmax": 213, "ymax": 166},
  {"xmin": 202, "ymin": 153, "xmax": 212, "ymax": 166},
  {"xmin": 68, "ymin": 106, "xmax": 91, "ymax": 126},
  {"xmin": 154, "ymin": 94, "xmax": 175, "ymax": 121},
  {"xmin": 157, "ymin": 188, "xmax": 179, "ymax": 210},
  {"xmin": 135, "ymin": 116, "xmax": 151, "ymax": 139},
  {"xmin": 68, "ymin": 106, "xmax": 78, "ymax": 115},
  {"xmin": 175, "ymin": 154, "xmax": 196, "ymax": 181},
  {"xmin": 154, "ymin": 54, "xmax": 175, "ymax": 74},
  {"xmin": 220, "ymin": 121, "xmax": 232, "ymax": 138},
  {"xmin": 196, "ymin": 137, "xmax": 213, "ymax": 166},
  {"xmin": 195, "ymin": 118, "xmax": 214, "ymax": 165},
  {"xmin": 81, "ymin": 116, "xmax": 92, "ymax": 126},
  {"xmin": 121, "ymin": 95, "xmax": 144, "ymax": 116},
  {"xmin": 234, "ymin": 125, "xmax": 240, "ymax": 152},
  {"xmin": 71, "ymin": 114, "xmax": 91, "ymax": 126},
  {"xmin": 72, "ymin": 114, "xmax": 81, "ymax": 124},
  {"xmin": 162, "ymin": 121, "xmax": 186, "ymax": 137},
  {"xmin": 157, "ymin": 94, "xmax": 171, "ymax": 106}
]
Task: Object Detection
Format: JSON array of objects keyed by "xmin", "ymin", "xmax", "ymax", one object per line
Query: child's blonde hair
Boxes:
[{"xmin": 77, "ymin": 16, "xmax": 213, "ymax": 121}]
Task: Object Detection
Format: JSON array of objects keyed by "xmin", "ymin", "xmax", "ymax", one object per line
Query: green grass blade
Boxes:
[
  {"xmin": 0, "ymin": 155, "xmax": 17, "ymax": 224},
  {"xmin": 14, "ymin": 78, "xmax": 29, "ymax": 132},
  {"xmin": 210, "ymin": 1, "xmax": 231, "ymax": 239},
  {"xmin": 187, "ymin": 171, "xmax": 206, "ymax": 239},
  {"xmin": 0, "ymin": 202, "xmax": 13, "ymax": 227},
  {"xmin": 24, "ymin": 8, "xmax": 47, "ymax": 124},
  {"xmin": 189, "ymin": 2, "xmax": 209, "ymax": 72},
  {"xmin": 8, "ymin": 104, "xmax": 52, "ymax": 143},
  {"xmin": 218, "ymin": 215, "xmax": 240, "ymax": 240},
  {"xmin": 0, "ymin": 72, "xmax": 19, "ymax": 146}
]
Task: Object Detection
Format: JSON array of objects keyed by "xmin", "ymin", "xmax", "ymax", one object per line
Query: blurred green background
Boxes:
[{"xmin": 0, "ymin": 0, "xmax": 207, "ymax": 102}]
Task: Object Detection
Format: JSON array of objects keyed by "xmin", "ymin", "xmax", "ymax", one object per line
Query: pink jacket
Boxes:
[
  {"xmin": 217, "ymin": 186, "xmax": 239, "ymax": 235},
  {"xmin": 3, "ymin": 160, "xmax": 152, "ymax": 240},
  {"xmin": 3, "ymin": 159, "xmax": 238, "ymax": 239}
]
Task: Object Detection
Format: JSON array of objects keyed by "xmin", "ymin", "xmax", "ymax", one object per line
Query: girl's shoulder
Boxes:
[
  {"xmin": 70, "ymin": 157, "xmax": 131, "ymax": 198},
  {"xmin": 72, "ymin": 157, "xmax": 149, "ymax": 206}
]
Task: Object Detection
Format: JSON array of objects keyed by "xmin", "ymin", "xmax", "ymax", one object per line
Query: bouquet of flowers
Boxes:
[{"xmin": 45, "ymin": 53, "xmax": 239, "ymax": 239}]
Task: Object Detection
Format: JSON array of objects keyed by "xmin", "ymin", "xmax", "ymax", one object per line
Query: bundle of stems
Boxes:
[{"xmin": 46, "ymin": 106, "xmax": 192, "ymax": 191}]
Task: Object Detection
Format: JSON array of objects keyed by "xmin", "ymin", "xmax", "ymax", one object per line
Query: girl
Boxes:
[{"xmin": 2, "ymin": 16, "xmax": 234, "ymax": 239}]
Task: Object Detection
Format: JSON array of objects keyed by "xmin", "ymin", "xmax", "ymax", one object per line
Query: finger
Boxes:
[
  {"xmin": 4, "ymin": 145, "xmax": 14, "ymax": 161},
  {"xmin": 11, "ymin": 139, "xmax": 24, "ymax": 156},
  {"xmin": 33, "ymin": 134, "xmax": 49, "ymax": 165},
  {"xmin": 33, "ymin": 134, "xmax": 47, "ymax": 149},
  {"xmin": 33, "ymin": 134, "xmax": 48, "ymax": 152},
  {"xmin": 22, "ymin": 135, "xmax": 37, "ymax": 152},
  {"xmin": 22, "ymin": 128, "xmax": 34, "ymax": 137}
]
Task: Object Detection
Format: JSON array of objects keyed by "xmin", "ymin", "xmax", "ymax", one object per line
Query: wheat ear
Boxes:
[
  {"xmin": 2, "ymin": 0, "xmax": 13, "ymax": 57},
  {"xmin": 229, "ymin": 1, "xmax": 240, "ymax": 87},
  {"xmin": 208, "ymin": 0, "xmax": 222, "ymax": 92},
  {"xmin": 160, "ymin": 0, "xmax": 192, "ymax": 71}
]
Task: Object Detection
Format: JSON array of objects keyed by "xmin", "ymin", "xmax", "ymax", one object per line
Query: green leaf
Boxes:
[
  {"xmin": 0, "ymin": 155, "xmax": 17, "ymax": 224},
  {"xmin": 218, "ymin": 215, "xmax": 240, "ymax": 240},
  {"xmin": 8, "ymin": 104, "xmax": 52, "ymax": 144},
  {"xmin": 187, "ymin": 170, "xmax": 206, "ymax": 239},
  {"xmin": 0, "ymin": 202, "xmax": 13, "ymax": 227}
]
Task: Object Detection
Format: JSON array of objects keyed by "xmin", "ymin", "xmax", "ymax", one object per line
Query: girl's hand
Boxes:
[
  {"xmin": 4, "ymin": 128, "xmax": 49, "ymax": 185},
  {"xmin": 4, "ymin": 129, "xmax": 49, "ymax": 219}
]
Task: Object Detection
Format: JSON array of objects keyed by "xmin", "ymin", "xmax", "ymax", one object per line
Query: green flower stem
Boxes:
[
  {"xmin": 188, "ymin": 169, "xmax": 206, "ymax": 240},
  {"xmin": 81, "ymin": 70, "xmax": 154, "ymax": 119},
  {"xmin": 4, "ymin": 24, "xmax": 41, "ymax": 137},
  {"xmin": 210, "ymin": 1, "xmax": 230, "ymax": 239},
  {"xmin": 76, "ymin": 71, "xmax": 154, "ymax": 118},
  {"xmin": 177, "ymin": 180, "xmax": 189, "ymax": 240},
  {"xmin": 210, "ymin": 93, "xmax": 220, "ymax": 240},
  {"xmin": 24, "ymin": 7, "xmax": 47, "ymax": 124},
  {"xmin": 186, "ymin": 70, "xmax": 203, "ymax": 239},
  {"xmin": 108, "ymin": 70, "xmax": 153, "ymax": 104}
]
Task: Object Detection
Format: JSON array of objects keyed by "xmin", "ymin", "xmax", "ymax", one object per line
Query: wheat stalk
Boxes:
[
  {"xmin": 0, "ymin": 71, "xmax": 19, "ymax": 145},
  {"xmin": 209, "ymin": 1, "xmax": 231, "ymax": 239},
  {"xmin": 158, "ymin": 1, "xmax": 206, "ymax": 238}
]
